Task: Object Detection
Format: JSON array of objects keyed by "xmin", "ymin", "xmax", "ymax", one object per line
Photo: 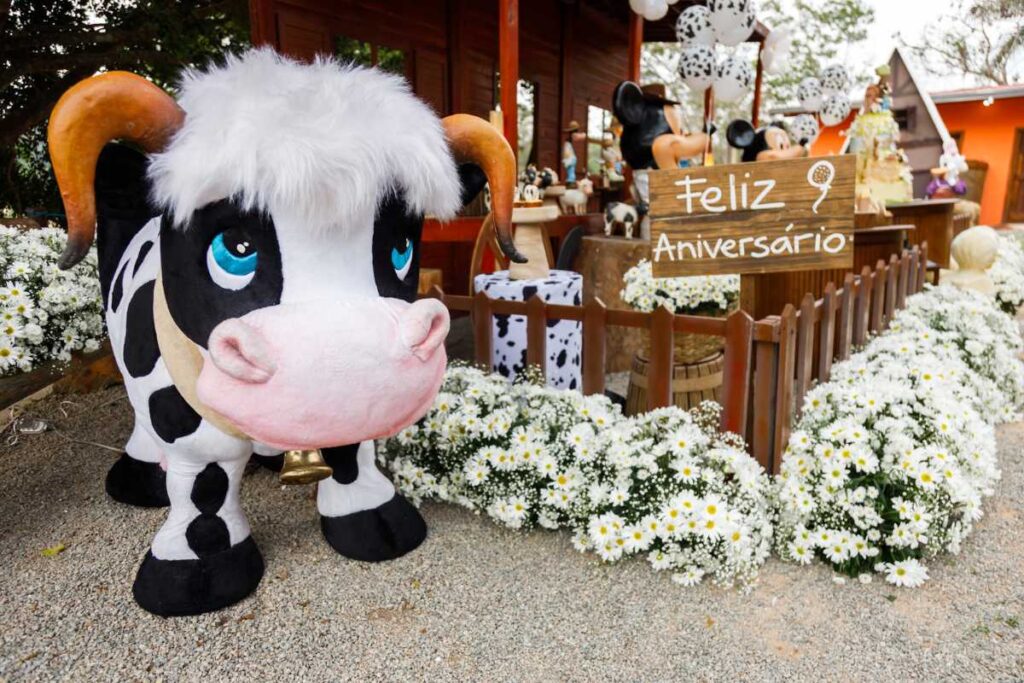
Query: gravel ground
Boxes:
[{"xmin": 1, "ymin": 387, "xmax": 1023, "ymax": 682}]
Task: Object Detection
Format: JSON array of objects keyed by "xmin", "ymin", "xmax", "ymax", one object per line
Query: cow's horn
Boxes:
[
  {"xmin": 48, "ymin": 71, "xmax": 184, "ymax": 269},
  {"xmin": 442, "ymin": 114, "xmax": 525, "ymax": 263}
]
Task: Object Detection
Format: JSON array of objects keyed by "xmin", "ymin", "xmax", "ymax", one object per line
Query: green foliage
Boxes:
[
  {"xmin": 1, "ymin": 0, "xmax": 250, "ymax": 217},
  {"xmin": 760, "ymin": 0, "xmax": 876, "ymax": 106}
]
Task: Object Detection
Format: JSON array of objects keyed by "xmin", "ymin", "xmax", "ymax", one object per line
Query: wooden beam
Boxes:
[
  {"xmin": 248, "ymin": 0, "xmax": 275, "ymax": 47},
  {"xmin": 499, "ymin": 0, "xmax": 519, "ymax": 153},
  {"xmin": 703, "ymin": 87, "xmax": 715, "ymax": 125},
  {"xmin": 752, "ymin": 42, "xmax": 764, "ymax": 127},
  {"xmin": 627, "ymin": 11, "xmax": 643, "ymax": 82}
]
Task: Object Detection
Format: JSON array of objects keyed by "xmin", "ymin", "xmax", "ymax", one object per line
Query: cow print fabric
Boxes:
[{"xmin": 473, "ymin": 270, "xmax": 582, "ymax": 390}]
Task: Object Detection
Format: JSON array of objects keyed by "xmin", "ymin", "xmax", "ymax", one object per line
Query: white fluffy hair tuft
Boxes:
[{"xmin": 148, "ymin": 48, "xmax": 463, "ymax": 231}]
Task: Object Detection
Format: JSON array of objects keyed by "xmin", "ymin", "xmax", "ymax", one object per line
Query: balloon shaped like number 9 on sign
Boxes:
[{"xmin": 807, "ymin": 160, "xmax": 835, "ymax": 214}]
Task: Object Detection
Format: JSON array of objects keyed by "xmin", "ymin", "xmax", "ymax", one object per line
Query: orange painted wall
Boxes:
[
  {"xmin": 938, "ymin": 97, "xmax": 1024, "ymax": 225},
  {"xmin": 809, "ymin": 113, "xmax": 855, "ymax": 158}
]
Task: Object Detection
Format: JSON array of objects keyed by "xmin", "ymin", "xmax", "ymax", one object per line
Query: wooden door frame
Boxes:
[{"xmin": 1004, "ymin": 127, "xmax": 1024, "ymax": 223}]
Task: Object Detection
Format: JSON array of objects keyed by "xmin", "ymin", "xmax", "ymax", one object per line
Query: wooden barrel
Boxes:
[{"xmin": 625, "ymin": 351, "xmax": 724, "ymax": 416}]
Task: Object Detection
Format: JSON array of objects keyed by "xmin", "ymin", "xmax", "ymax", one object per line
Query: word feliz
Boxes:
[
  {"xmin": 668, "ymin": 161, "xmax": 835, "ymax": 216},
  {"xmin": 653, "ymin": 225, "xmax": 849, "ymax": 262}
]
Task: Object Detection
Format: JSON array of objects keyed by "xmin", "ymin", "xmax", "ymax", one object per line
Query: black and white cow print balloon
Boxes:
[
  {"xmin": 820, "ymin": 93, "xmax": 852, "ymax": 126},
  {"xmin": 713, "ymin": 55, "xmax": 754, "ymax": 103},
  {"xmin": 708, "ymin": 0, "xmax": 756, "ymax": 47},
  {"xmin": 675, "ymin": 5, "xmax": 715, "ymax": 47},
  {"xmin": 820, "ymin": 64, "xmax": 851, "ymax": 96},
  {"xmin": 789, "ymin": 113, "xmax": 820, "ymax": 145},
  {"xmin": 678, "ymin": 45, "xmax": 716, "ymax": 91},
  {"xmin": 797, "ymin": 76, "xmax": 824, "ymax": 112}
]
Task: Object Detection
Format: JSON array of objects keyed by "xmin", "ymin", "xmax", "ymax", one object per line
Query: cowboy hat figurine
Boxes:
[{"xmin": 562, "ymin": 120, "xmax": 584, "ymax": 185}]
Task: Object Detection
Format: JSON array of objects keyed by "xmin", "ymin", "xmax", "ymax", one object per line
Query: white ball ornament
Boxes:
[
  {"xmin": 629, "ymin": 0, "xmax": 654, "ymax": 15},
  {"xmin": 708, "ymin": 0, "xmax": 757, "ymax": 47},
  {"xmin": 790, "ymin": 114, "xmax": 820, "ymax": 145},
  {"xmin": 797, "ymin": 76, "xmax": 824, "ymax": 112},
  {"xmin": 820, "ymin": 64, "xmax": 851, "ymax": 96},
  {"xmin": 820, "ymin": 93, "xmax": 851, "ymax": 126},
  {"xmin": 675, "ymin": 5, "xmax": 715, "ymax": 47},
  {"xmin": 643, "ymin": 0, "xmax": 669, "ymax": 20},
  {"xmin": 713, "ymin": 55, "xmax": 754, "ymax": 103},
  {"xmin": 677, "ymin": 45, "xmax": 717, "ymax": 91}
]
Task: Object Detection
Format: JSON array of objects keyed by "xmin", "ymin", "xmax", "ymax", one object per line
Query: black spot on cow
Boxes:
[
  {"xmin": 123, "ymin": 281, "xmax": 160, "ymax": 378},
  {"xmin": 109, "ymin": 261, "xmax": 128, "ymax": 312},
  {"xmin": 149, "ymin": 386, "xmax": 202, "ymax": 443},
  {"xmin": 191, "ymin": 463, "xmax": 229, "ymax": 514},
  {"xmin": 520, "ymin": 349, "xmax": 528, "ymax": 369},
  {"xmin": 495, "ymin": 314, "xmax": 510, "ymax": 338},
  {"xmin": 132, "ymin": 240, "xmax": 154, "ymax": 277},
  {"xmin": 546, "ymin": 318, "xmax": 559, "ymax": 328},
  {"xmin": 569, "ymin": 378, "xmax": 577, "ymax": 390},
  {"xmin": 323, "ymin": 444, "xmax": 360, "ymax": 485},
  {"xmin": 522, "ymin": 285, "xmax": 537, "ymax": 301},
  {"xmin": 573, "ymin": 292, "xmax": 581, "ymax": 306},
  {"xmin": 549, "ymin": 333, "xmax": 555, "ymax": 339},
  {"xmin": 556, "ymin": 349, "xmax": 567, "ymax": 368},
  {"xmin": 185, "ymin": 463, "xmax": 231, "ymax": 558},
  {"xmin": 497, "ymin": 362, "xmax": 510, "ymax": 377},
  {"xmin": 507, "ymin": 340, "xmax": 515, "ymax": 347}
]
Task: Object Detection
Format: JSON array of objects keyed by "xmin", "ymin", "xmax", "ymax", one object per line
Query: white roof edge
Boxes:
[
  {"xmin": 893, "ymin": 46, "xmax": 951, "ymax": 144},
  {"xmin": 932, "ymin": 86, "xmax": 1024, "ymax": 103}
]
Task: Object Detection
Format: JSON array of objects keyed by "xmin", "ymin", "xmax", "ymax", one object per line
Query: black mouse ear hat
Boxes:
[{"xmin": 726, "ymin": 119, "xmax": 756, "ymax": 149}]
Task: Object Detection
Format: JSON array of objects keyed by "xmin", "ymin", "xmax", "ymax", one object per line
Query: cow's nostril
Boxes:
[
  {"xmin": 208, "ymin": 319, "xmax": 277, "ymax": 383},
  {"xmin": 400, "ymin": 299, "xmax": 450, "ymax": 361}
]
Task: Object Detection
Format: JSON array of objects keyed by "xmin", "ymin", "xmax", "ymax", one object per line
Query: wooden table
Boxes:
[{"xmin": 887, "ymin": 198, "xmax": 958, "ymax": 268}]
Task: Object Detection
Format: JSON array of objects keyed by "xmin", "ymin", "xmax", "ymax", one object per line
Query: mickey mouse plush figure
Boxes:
[
  {"xmin": 727, "ymin": 119, "xmax": 808, "ymax": 162},
  {"xmin": 613, "ymin": 81, "xmax": 713, "ymax": 170}
]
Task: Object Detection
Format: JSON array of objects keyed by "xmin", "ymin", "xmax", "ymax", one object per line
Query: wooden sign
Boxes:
[{"xmin": 648, "ymin": 155, "xmax": 855, "ymax": 277}]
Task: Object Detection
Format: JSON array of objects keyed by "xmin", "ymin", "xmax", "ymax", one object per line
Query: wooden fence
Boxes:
[{"xmin": 425, "ymin": 243, "xmax": 929, "ymax": 474}]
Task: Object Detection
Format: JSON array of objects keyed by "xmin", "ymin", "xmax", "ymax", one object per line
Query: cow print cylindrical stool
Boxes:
[{"xmin": 473, "ymin": 270, "xmax": 583, "ymax": 390}]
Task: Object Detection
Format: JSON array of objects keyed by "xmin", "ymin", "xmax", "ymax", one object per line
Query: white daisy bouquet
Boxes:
[
  {"xmin": 0, "ymin": 226, "xmax": 104, "ymax": 376},
  {"xmin": 775, "ymin": 288, "xmax": 1006, "ymax": 588},
  {"xmin": 380, "ymin": 364, "xmax": 774, "ymax": 589},
  {"xmin": 990, "ymin": 232, "xmax": 1024, "ymax": 315},
  {"xmin": 621, "ymin": 259, "xmax": 739, "ymax": 315}
]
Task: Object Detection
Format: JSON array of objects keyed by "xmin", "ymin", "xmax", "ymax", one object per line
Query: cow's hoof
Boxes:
[
  {"xmin": 321, "ymin": 494, "xmax": 427, "ymax": 562},
  {"xmin": 132, "ymin": 536, "xmax": 264, "ymax": 617},
  {"xmin": 105, "ymin": 453, "xmax": 169, "ymax": 508},
  {"xmin": 250, "ymin": 452, "xmax": 284, "ymax": 472}
]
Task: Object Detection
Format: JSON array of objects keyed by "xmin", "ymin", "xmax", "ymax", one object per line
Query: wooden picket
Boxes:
[{"xmin": 426, "ymin": 243, "xmax": 928, "ymax": 476}]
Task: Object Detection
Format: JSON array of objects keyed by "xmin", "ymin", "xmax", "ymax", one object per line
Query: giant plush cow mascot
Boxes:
[{"xmin": 48, "ymin": 49, "xmax": 519, "ymax": 616}]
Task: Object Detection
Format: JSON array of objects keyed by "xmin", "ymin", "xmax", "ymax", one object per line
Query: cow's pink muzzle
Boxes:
[{"xmin": 195, "ymin": 297, "xmax": 449, "ymax": 450}]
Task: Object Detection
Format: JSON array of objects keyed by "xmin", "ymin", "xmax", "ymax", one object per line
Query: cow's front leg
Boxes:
[
  {"xmin": 132, "ymin": 449, "xmax": 263, "ymax": 616},
  {"xmin": 105, "ymin": 419, "xmax": 170, "ymax": 508},
  {"xmin": 318, "ymin": 441, "xmax": 426, "ymax": 562}
]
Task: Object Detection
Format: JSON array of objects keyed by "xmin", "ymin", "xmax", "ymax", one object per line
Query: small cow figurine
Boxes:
[
  {"xmin": 520, "ymin": 163, "xmax": 558, "ymax": 189},
  {"xmin": 47, "ymin": 49, "xmax": 519, "ymax": 616},
  {"xmin": 559, "ymin": 177, "xmax": 593, "ymax": 215},
  {"xmin": 726, "ymin": 119, "xmax": 808, "ymax": 162},
  {"xmin": 603, "ymin": 202, "xmax": 641, "ymax": 239}
]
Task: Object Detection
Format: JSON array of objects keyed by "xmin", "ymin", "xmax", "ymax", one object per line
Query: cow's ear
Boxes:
[
  {"xmin": 457, "ymin": 162, "xmax": 488, "ymax": 206},
  {"xmin": 95, "ymin": 142, "xmax": 154, "ymax": 218},
  {"xmin": 612, "ymin": 81, "xmax": 646, "ymax": 125},
  {"xmin": 725, "ymin": 120, "xmax": 755, "ymax": 150}
]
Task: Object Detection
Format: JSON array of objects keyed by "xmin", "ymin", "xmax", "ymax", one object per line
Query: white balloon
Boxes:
[
  {"xmin": 629, "ymin": 0, "xmax": 653, "ymax": 15},
  {"xmin": 713, "ymin": 55, "xmax": 754, "ymax": 103},
  {"xmin": 820, "ymin": 64, "xmax": 851, "ymax": 96},
  {"xmin": 797, "ymin": 76, "xmax": 824, "ymax": 112},
  {"xmin": 790, "ymin": 114, "xmax": 820, "ymax": 145},
  {"xmin": 821, "ymin": 93, "xmax": 852, "ymax": 126},
  {"xmin": 678, "ymin": 45, "xmax": 717, "ymax": 91},
  {"xmin": 708, "ymin": 0, "xmax": 757, "ymax": 47},
  {"xmin": 675, "ymin": 5, "xmax": 715, "ymax": 47},
  {"xmin": 762, "ymin": 26, "xmax": 791, "ymax": 75},
  {"xmin": 643, "ymin": 0, "xmax": 669, "ymax": 21}
]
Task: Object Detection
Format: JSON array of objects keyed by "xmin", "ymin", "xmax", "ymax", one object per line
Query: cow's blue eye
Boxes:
[
  {"xmin": 207, "ymin": 230, "xmax": 257, "ymax": 290},
  {"xmin": 391, "ymin": 238, "xmax": 414, "ymax": 280}
]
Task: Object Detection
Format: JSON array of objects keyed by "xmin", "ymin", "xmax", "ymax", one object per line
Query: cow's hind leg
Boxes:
[
  {"xmin": 318, "ymin": 441, "xmax": 426, "ymax": 562},
  {"xmin": 105, "ymin": 420, "xmax": 169, "ymax": 507},
  {"xmin": 133, "ymin": 451, "xmax": 263, "ymax": 616}
]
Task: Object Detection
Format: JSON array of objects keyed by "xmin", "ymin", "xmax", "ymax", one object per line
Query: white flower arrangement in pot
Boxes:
[
  {"xmin": 0, "ymin": 226, "xmax": 105, "ymax": 376},
  {"xmin": 990, "ymin": 232, "xmax": 1024, "ymax": 315},
  {"xmin": 380, "ymin": 364, "xmax": 775, "ymax": 590}
]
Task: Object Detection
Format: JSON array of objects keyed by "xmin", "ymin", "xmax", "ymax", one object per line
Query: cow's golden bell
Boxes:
[{"xmin": 279, "ymin": 449, "xmax": 333, "ymax": 485}]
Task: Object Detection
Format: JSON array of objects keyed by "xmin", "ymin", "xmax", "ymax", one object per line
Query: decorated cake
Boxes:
[{"xmin": 848, "ymin": 110, "xmax": 913, "ymax": 207}]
